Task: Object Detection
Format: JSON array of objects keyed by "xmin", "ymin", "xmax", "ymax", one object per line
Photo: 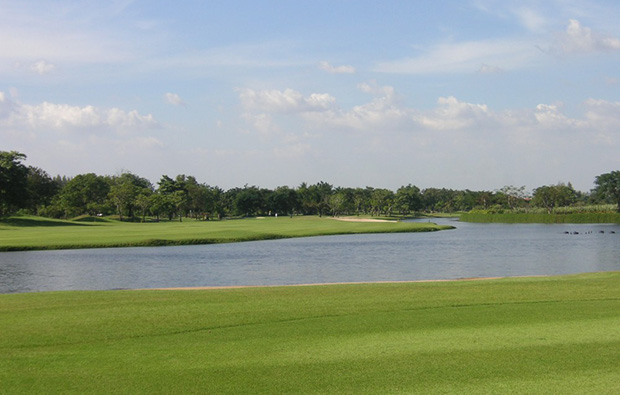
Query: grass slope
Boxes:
[
  {"xmin": 1, "ymin": 272, "xmax": 619, "ymax": 394},
  {"xmin": 0, "ymin": 215, "xmax": 452, "ymax": 251}
]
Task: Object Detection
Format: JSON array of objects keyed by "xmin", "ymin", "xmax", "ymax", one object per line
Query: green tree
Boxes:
[
  {"xmin": 496, "ymin": 185, "xmax": 527, "ymax": 210},
  {"xmin": 59, "ymin": 173, "xmax": 111, "ymax": 217},
  {"xmin": 352, "ymin": 188, "xmax": 371, "ymax": 215},
  {"xmin": 109, "ymin": 172, "xmax": 152, "ymax": 221},
  {"xmin": 148, "ymin": 193, "xmax": 169, "ymax": 221},
  {"xmin": 532, "ymin": 183, "xmax": 577, "ymax": 213},
  {"xmin": 369, "ymin": 188, "xmax": 394, "ymax": 216},
  {"xmin": 234, "ymin": 185, "xmax": 265, "ymax": 217},
  {"xmin": 297, "ymin": 183, "xmax": 318, "ymax": 215},
  {"xmin": 421, "ymin": 188, "xmax": 453, "ymax": 212},
  {"xmin": 327, "ymin": 188, "xmax": 353, "ymax": 217},
  {"xmin": 593, "ymin": 171, "xmax": 620, "ymax": 212},
  {"xmin": 296, "ymin": 182, "xmax": 332, "ymax": 216},
  {"xmin": 395, "ymin": 184, "xmax": 422, "ymax": 215},
  {"xmin": 0, "ymin": 151, "xmax": 29, "ymax": 217},
  {"xmin": 135, "ymin": 190, "xmax": 153, "ymax": 222},
  {"xmin": 269, "ymin": 186, "xmax": 299, "ymax": 216},
  {"xmin": 25, "ymin": 167, "xmax": 60, "ymax": 215},
  {"xmin": 157, "ymin": 175, "xmax": 190, "ymax": 220}
]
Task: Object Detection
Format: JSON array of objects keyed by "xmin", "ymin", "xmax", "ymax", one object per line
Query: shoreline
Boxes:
[
  {"xmin": 143, "ymin": 274, "xmax": 559, "ymax": 291},
  {"xmin": 330, "ymin": 217, "xmax": 398, "ymax": 223}
]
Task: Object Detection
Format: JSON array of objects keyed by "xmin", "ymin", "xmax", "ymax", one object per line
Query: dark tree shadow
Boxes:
[{"xmin": 0, "ymin": 217, "xmax": 96, "ymax": 227}]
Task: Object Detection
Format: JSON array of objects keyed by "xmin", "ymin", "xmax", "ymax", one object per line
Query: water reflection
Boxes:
[{"xmin": 1, "ymin": 219, "xmax": 619, "ymax": 293}]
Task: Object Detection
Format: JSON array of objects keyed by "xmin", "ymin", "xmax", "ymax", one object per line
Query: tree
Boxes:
[
  {"xmin": 157, "ymin": 175, "xmax": 189, "ymax": 220},
  {"xmin": 135, "ymin": 190, "xmax": 153, "ymax": 222},
  {"xmin": 297, "ymin": 183, "xmax": 318, "ymax": 215},
  {"xmin": 352, "ymin": 188, "xmax": 371, "ymax": 215},
  {"xmin": 297, "ymin": 182, "xmax": 332, "ymax": 216},
  {"xmin": 109, "ymin": 172, "xmax": 152, "ymax": 221},
  {"xmin": 182, "ymin": 176, "xmax": 203, "ymax": 219},
  {"xmin": 327, "ymin": 189, "xmax": 351, "ymax": 217},
  {"xmin": 496, "ymin": 185, "xmax": 527, "ymax": 210},
  {"xmin": 395, "ymin": 184, "xmax": 422, "ymax": 215},
  {"xmin": 234, "ymin": 185, "xmax": 265, "ymax": 217},
  {"xmin": 421, "ymin": 188, "xmax": 454, "ymax": 212},
  {"xmin": 369, "ymin": 188, "xmax": 394, "ymax": 216},
  {"xmin": 25, "ymin": 167, "xmax": 60, "ymax": 215},
  {"xmin": 593, "ymin": 171, "xmax": 620, "ymax": 212},
  {"xmin": 59, "ymin": 173, "xmax": 111, "ymax": 217},
  {"xmin": 268, "ymin": 186, "xmax": 299, "ymax": 216},
  {"xmin": 532, "ymin": 183, "xmax": 576, "ymax": 213},
  {"xmin": 148, "ymin": 193, "xmax": 169, "ymax": 221},
  {"xmin": 0, "ymin": 151, "xmax": 29, "ymax": 217}
]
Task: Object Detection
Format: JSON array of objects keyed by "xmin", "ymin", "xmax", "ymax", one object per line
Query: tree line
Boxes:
[{"xmin": 1, "ymin": 151, "xmax": 619, "ymax": 220}]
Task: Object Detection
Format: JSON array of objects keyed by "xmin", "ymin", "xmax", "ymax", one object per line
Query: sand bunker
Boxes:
[{"xmin": 330, "ymin": 217, "xmax": 397, "ymax": 223}]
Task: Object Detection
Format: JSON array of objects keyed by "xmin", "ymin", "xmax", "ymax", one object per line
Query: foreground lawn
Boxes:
[
  {"xmin": 1, "ymin": 272, "xmax": 619, "ymax": 394},
  {"xmin": 0, "ymin": 215, "xmax": 451, "ymax": 251}
]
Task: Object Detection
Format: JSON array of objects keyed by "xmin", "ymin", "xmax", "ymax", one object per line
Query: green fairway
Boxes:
[
  {"xmin": 0, "ymin": 215, "xmax": 451, "ymax": 251},
  {"xmin": 1, "ymin": 272, "xmax": 619, "ymax": 394}
]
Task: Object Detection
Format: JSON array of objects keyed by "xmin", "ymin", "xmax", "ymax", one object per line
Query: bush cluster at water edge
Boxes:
[{"xmin": 460, "ymin": 211, "xmax": 620, "ymax": 223}]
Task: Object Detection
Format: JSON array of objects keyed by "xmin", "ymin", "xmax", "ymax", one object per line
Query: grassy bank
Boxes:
[
  {"xmin": 1, "ymin": 272, "xmax": 619, "ymax": 394},
  {"xmin": 0, "ymin": 215, "xmax": 452, "ymax": 251},
  {"xmin": 460, "ymin": 211, "xmax": 620, "ymax": 223}
]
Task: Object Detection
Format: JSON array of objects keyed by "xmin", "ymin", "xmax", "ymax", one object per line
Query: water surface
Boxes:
[{"xmin": 1, "ymin": 219, "xmax": 619, "ymax": 293}]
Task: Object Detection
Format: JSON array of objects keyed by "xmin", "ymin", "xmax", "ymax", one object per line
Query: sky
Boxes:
[{"xmin": 1, "ymin": 0, "xmax": 620, "ymax": 193}]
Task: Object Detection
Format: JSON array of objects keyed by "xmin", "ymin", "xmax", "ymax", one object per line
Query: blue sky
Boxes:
[{"xmin": 2, "ymin": 0, "xmax": 620, "ymax": 192}]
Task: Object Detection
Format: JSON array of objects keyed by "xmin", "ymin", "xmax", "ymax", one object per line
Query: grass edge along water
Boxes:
[{"xmin": 0, "ymin": 214, "xmax": 453, "ymax": 251}]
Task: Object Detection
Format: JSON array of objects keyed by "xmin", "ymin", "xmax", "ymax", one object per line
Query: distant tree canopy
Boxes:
[
  {"xmin": 532, "ymin": 183, "xmax": 577, "ymax": 214},
  {"xmin": 0, "ymin": 151, "xmax": 29, "ymax": 217},
  {"xmin": 593, "ymin": 171, "xmax": 620, "ymax": 212},
  {"xmin": 1, "ymin": 150, "xmax": 616, "ymax": 220}
]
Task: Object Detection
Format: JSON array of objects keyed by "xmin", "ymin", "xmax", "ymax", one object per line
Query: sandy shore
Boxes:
[
  {"xmin": 330, "ymin": 217, "xmax": 398, "ymax": 223},
  {"xmin": 144, "ymin": 277, "xmax": 511, "ymax": 291}
]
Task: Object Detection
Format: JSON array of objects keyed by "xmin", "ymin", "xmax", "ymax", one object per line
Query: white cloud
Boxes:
[
  {"xmin": 551, "ymin": 19, "xmax": 620, "ymax": 54},
  {"xmin": 357, "ymin": 81, "xmax": 396, "ymax": 98},
  {"xmin": 30, "ymin": 60, "xmax": 55, "ymax": 75},
  {"xmin": 165, "ymin": 92, "xmax": 185, "ymax": 106},
  {"xmin": 0, "ymin": 1, "xmax": 140, "ymax": 71},
  {"xmin": 154, "ymin": 41, "xmax": 306, "ymax": 72},
  {"xmin": 583, "ymin": 99, "xmax": 620, "ymax": 131},
  {"xmin": 318, "ymin": 61, "xmax": 356, "ymax": 74},
  {"xmin": 242, "ymin": 113, "xmax": 280, "ymax": 136},
  {"xmin": 0, "ymin": 94, "xmax": 158, "ymax": 134},
  {"xmin": 122, "ymin": 136, "xmax": 164, "ymax": 149},
  {"xmin": 0, "ymin": 92, "xmax": 165, "ymax": 180},
  {"xmin": 533, "ymin": 103, "xmax": 578, "ymax": 128},
  {"xmin": 477, "ymin": 64, "xmax": 503, "ymax": 74},
  {"xmin": 417, "ymin": 97, "xmax": 493, "ymax": 130},
  {"xmin": 512, "ymin": 7, "xmax": 548, "ymax": 33},
  {"xmin": 0, "ymin": 25, "xmax": 132, "ymax": 65},
  {"xmin": 302, "ymin": 83, "xmax": 408, "ymax": 131},
  {"xmin": 271, "ymin": 85, "xmax": 620, "ymax": 160},
  {"xmin": 374, "ymin": 38, "xmax": 539, "ymax": 74},
  {"xmin": 238, "ymin": 88, "xmax": 335, "ymax": 113}
]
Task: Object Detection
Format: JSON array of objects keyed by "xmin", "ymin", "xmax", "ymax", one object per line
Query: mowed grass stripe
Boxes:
[{"xmin": 1, "ymin": 272, "xmax": 619, "ymax": 393}]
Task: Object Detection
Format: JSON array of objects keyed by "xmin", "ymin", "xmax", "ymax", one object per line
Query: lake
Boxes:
[{"xmin": 1, "ymin": 219, "xmax": 619, "ymax": 293}]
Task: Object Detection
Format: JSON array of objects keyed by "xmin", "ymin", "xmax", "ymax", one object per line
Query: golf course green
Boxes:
[
  {"xmin": 1, "ymin": 272, "xmax": 619, "ymax": 393},
  {"xmin": 0, "ymin": 215, "xmax": 452, "ymax": 251}
]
